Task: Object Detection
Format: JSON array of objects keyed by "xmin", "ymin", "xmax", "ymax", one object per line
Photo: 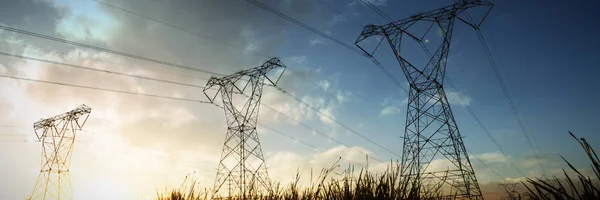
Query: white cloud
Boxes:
[
  {"xmin": 446, "ymin": 91, "xmax": 472, "ymax": 106},
  {"xmin": 288, "ymin": 55, "xmax": 307, "ymax": 65},
  {"xmin": 475, "ymin": 152, "xmax": 510, "ymax": 164},
  {"xmin": 266, "ymin": 145, "xmax": 385, "ymax": 186},
  {"xmin": 319, "ymin": 80, "xmax": 330, "ymax": 91},
  {"xmin": 349, "ymin": 0, "xmax": 388, "ymax": 7},
  {"xmin": 379, "ymin": 97, "xmax": 405, "ymax": 116},
  {"xmin": 309, "ymin": 37, "xmax": 325, "ymax": 46}
]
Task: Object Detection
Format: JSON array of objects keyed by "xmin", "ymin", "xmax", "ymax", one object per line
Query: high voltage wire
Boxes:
[
  {"xmin": 474, "ymin": 28, "xmax": 546, "ymax": 175},
  {"xmin": 258, "ymin": 123, "xmax": 370, "ymax": 168},
  {"xmin": 93, "ymin": 0, "xmax": 383, "ymax": 103},
  {"xmin": 91, "ymin": 0, "xmax": 271, "ymax": 59},
  {"xmin": 245, "ymin": 0, "xmax": 409, "ymax": 93},
  {"xmin": 313, "ymin": 0, "xmax": 411, "ymax": 95},
  {"xmin": 3, "ymin": 42, "xmax": 400, "ymax": 158},
  {"xmin": 0, "ymin": 74, "xmax": 213, "ymax": 104},
  {"xmin": 255, "ymin": 103, "xmax": 386, "ymax": 164},
  {"xmin": 0, "ymin": 51, "xmax": 211, "ymax": 90},
  {"xmin": 0, "ymin": 26, "xmax": 399, "ymax": 159},
  {"xmin": 359, "ymin": 0, "xmax": 395, "ymax": 23},
  {"xmin": 0, "ymin": 13, "xmax": 403, "ymax": 157},
  {"xmin": 244, "ymin": 0, "xmax": 364, "ymax": 55},
  {"xmin": 450, "ymin": 8, "xmax": 544, "ymax": 175},
  {"xmin": 0, "ymin": 24, "xmax": 226, "ymax": 77},
  {"xmin": 0, "ymin": 40, "xmax": 212, "ymax": 82},
  {"xmin": 1, "ymin": 1, "xmax": 523, "ymax": 178},
  {"xmin": 93, "ymin": 0, "xmax": 409, "ymax": 96},
  {"xmin": 233, "ymin": 89, "xmax": 398, "ymax": 160},
  {"xmin": 446, "ymin": 78, "xmax": 525, "ymax": 177},
  {"xmin": 314, "ymin": 0, "xmax": 367, "ymax": 28},
  {"xmin": 281, "ymin": 67, "xmax": 402, "ymax": 140},
  {"xmin": 13, "ymin": 0, "xmax": 409, "ymax": 152},
  {"xmin": 273, "ymin": 86, "xmax": 401, "ymax": 158},
  {"xmin": 0, "ymin": 69, "xmax": 388, "ymax": 165}
]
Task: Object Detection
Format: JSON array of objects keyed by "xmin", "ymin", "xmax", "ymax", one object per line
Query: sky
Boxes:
[{"xmin": 0, "ymin": 0, "xmax": 599, "ymax": 199}]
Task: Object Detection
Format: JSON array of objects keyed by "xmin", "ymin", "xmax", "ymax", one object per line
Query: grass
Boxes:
[
  {"xmin": 157, "ymin": 131, "xmax": 600, "ymax": 200},
  {"xmin": 521, "ymin": 131, "xmax": 600, "ymax": 200},
  {"xmin": 157, "ymin": 160, "xmax": 443, "ymax": 200}
]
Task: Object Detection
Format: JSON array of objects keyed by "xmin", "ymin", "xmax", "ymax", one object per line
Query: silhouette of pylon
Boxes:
[
  {"xmin": 204, "ymin": 58, "xmax": 286, "ymax": 198},
  {"xmin": 29, "ymin": 105, "xmax": 91, "ymax": 200},
  {"xmin": 356, "ymin": 0, "xmax": 494, "ymax": 199}
]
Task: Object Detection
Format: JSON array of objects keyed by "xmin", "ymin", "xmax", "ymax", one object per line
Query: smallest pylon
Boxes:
[{"xmin": 29, "ymin": 105, "xmax": 91, "ymax": 200}]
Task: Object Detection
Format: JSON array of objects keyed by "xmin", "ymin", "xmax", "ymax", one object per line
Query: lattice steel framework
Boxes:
[
  {"xmin": 29, "ymin": 105, "xmax": 91, "ymax": 200},
  {"xmin": 204, "ymin": 58, "xmax": 286, "ymax": 198},
  {"xmin": 356, "ymin": 0, "xmax": 493, "ymax": 199}
]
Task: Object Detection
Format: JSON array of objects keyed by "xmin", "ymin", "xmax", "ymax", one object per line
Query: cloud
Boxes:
[
  {"xmin": 266, "ymin": 145, "xmax": 385, "ymax": 186},
  {"xmin": 0, "ymin": 0, "xmax": 346, "ymax": 198},
  {"xmin": 309, "ymin": 37, "xmax": 325, "ymax": 46},
  {"xmin": 475, "ymin": 152, "xmax": 511, "ymax": 164},
  {"xmin": 379, "ymin": 97, "xmax": 406, "ymax": 116},
  {"xmin": 446, "ymin": 91, "xmax": 472, "ymax": 106},
  {"xmin": 319, "ymin": 80, "xmax": 330, "ymax": 91},
  {"xmin": 349, "ymin": 0, "xmax": 389, "ymax": 7}
]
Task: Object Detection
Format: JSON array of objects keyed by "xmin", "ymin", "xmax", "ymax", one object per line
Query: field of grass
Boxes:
[{"xmin": 156, "ymin": 132, "xmax": 599, "ymax": 200}]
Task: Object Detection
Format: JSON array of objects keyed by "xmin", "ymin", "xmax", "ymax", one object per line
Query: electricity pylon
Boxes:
[
  {"xmin": 29, "ymin": 105, "xmax": 92, "ymax": 200},
  {"xmin": 204, "ymin": 58, "xmax": 286, "ymax": 198},
  {"xmin": 356, "ymin": 0, "xmax": 493, "ymax": 199}
]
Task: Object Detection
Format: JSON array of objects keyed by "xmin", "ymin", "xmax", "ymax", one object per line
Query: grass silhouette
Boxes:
[{"xmin": 157, "ymin": 131, "xmax": 600, "ymax": 200}]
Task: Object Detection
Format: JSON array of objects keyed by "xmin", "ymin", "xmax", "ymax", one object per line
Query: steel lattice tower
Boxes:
[
  {"xmin": 204, "ymin": 58, "xmax": 286, "ymax": 198},
  {"xmin": 29, "ymin": 105, "xmax": 92, "ymax": 200},
  {"xmin": 356, "ymin": 0, "xmax": 493, "ymax": 199}
]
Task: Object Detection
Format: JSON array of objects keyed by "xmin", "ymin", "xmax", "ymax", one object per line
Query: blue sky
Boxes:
[
  {"xmin": 0, "ymin": 0, "xmax": 598, "ymax": 199},
  {"xmin": 268, "ymin": 0, "xmax": 600, "ymax": 174}
]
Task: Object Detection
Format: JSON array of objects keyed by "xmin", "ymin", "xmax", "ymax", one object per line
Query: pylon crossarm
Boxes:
[{"xmin": 30, "ymin": 105, "xmax": 92, "ymax": 200}]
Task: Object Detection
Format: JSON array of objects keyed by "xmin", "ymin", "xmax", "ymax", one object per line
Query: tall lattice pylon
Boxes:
[
  {"xmin": 204, "ymin": 58, "xmax": 286, "ymax": 198},
  {"xmin": 356, "ymin": 0, "xmax": 494, "ymax": 199},
  {"xmin": 29, "ymin": 105, "xmax": 92, "ymax": 200}
]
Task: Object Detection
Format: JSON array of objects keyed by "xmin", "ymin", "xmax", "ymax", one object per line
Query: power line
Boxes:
[
  {"xmin": 0, "ymin": 74, "xmax": 213, "ymax": 104},
  {"xmin": 0, "ymin": 68, "xmax": 386, "ymax": 167},
  {"xmin": 281, "ymin": 68, "xmax": 403, "ymax": 140},
  {"xmin": 359, "ymin": 0, "xmax": 395, "ymax": 23},
  {"xmin": 273, "ymin": 86, "xmax": 401, "ymax": 158},
  {"xmin": 0, "ymin": 24, "xmax": 226, "ymax": 77},
  {"xmin": 91, "ymin": 0, "xmax": 271, "ymax": 59},
  {"xmin": 473, "ymin": 27, "xmax": 546, "ymax": 175},
  {"xmin": 255, "ymin": 103, "xmax": 386, "ymax": 164},
  {"xmin": 244, "ymin": 0, "xmax": 364, "ymax": 55},
  {"xmin": 245, "ymin": 0, "xmax": 409, "ymax": 94},
  {"xmin": 6, "ymin": 1, "xmax": 411, "ymax": 138},
  {"xmin": 0, "ymin": 40, "xmax": 212, "ymax": 82},
  {"xmin": 259, "ymin": 123, "xmax": 370, "ymax": 168},
  {"xmin": 4, "ymin": 3, "xmax": 401, "ymax": 162},
  {"xmin": 314, "ymin": 0, "xmax": 366, "ymax": 28},
  {"xmin": 231, "ymin": 87, "xmax": 397, "ymax": 161},
  {"xmin": 1, "ymin": 40, "xmax": 399, "ymax": 162},
  {"xmin": 464, "ymin": 136, "xmax": 505, "ymax": 180},
  {"xmin": 96, "ymin": 0, "xmax": 409, "ymax": 100},
  {"xmin": 0, "ymin": 51, "xmax": 211, "ymax": 90},
  {"xmin": 446, "ymin": 78, "xmax": 526, "ymax": 177}
]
